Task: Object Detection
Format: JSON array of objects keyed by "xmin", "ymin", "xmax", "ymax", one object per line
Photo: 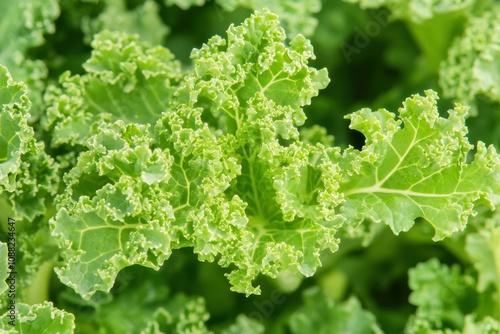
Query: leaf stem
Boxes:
[{"xmin": 24, "ymin": 261, "xmax": 53, "ymax": 305}]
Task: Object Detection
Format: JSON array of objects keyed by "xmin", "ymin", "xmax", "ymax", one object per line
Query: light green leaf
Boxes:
[
  {"xmin": 440, "ymin": 6, "xmax": 500, "ymax": 116},
  {"xmin": 339, "ymin": 90, "xmax": 500, "ymax": 241},
  {"xmin": 159, "ymin": 295, "xmax": 212, "ymax": 334},
  {"xmin": 0, "ymin": 66, "xmax": 61, "ymax": 310},
  {"xmin": 0, "ymin": 302, "xmax": 75, "ymax": 333},
  {"xmin": 462, "ymin": 315, "xmax": 500, "ymax": 334},
  {"xmin": 0, "ymin": 0, "xmax": 59, "ymax": 121},
  {"xmin": 51, "ymin": 121, "xmax": 174, "ymax": 299},
  {"xmin": 52, "ymin": 10, "xmax": 333, "ymax": 298},
  {"xmin": 289, "ymin": 287, "xmax": 383, "ymax": 334},
  {"xmin": 0, "ymin": 65, "xmax": 59, "ymax": 220},
  {"xmin": 0, "ymin": 65, "xmax": 33, "ymax": 193},
  {"xmin": 172, "ymin": 9, "xmax": 333, "ymax": 294},
  {"xmin": 43, "ymin": 30, "xmax": 182, "ymax": 147},
  {"xmin": 405, "ymin": 258, "xmax": 475, "ymax": 332},
  {"xmin": 465, "ymin": 210, "xmax": 500, "ymax": 293}
]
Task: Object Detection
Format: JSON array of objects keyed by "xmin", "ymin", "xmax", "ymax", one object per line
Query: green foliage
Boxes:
[
  {"xmin": 0, "ymin": 243, "xmax": 7, "ymax": 298},
  {"xmin": 0, "ymin": 302, "xmax": 75, "ymax": 333},
  {"xmin": 1, "ymin": 0, "xmax": 500, "ymax": 332},
  {"xmin": 405, "ymin": 258, "xmax": 499, "ymax": 333},
  {"xmin": 0, "ymin": 0, "xmax": 59, "ymax": 121},
  {"xmin": 343, "ymin": 0, "xmax": 474, "ymax": 22},
  {"xmin": 340, "ymin": 90, "xmax": 499, "ymax": 241},
  {"xmin": 440, "ymin": 6, "xmax": 500, "ymax": 115},
  {"xmin": 82, "ymin": 0, "xmax": 169, "ymax": 45},
  {"xmin": 289, "ymin": 287, "xmax": 383, "ymax": 334}
]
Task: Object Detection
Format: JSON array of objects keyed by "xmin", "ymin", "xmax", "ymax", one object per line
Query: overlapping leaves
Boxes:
[
  {"xmin": 51, "ymin": 10, "xmax": 335, "ymax": 298},
  {"xmin": 49, "ymin": 10, "xmax": 500, "ymax": 301}
]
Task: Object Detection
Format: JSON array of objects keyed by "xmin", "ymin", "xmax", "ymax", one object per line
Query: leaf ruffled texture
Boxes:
[
  {"xmin": 0, "ymin": 65, "xmax": 59, "ymax": 221},
  {"xmin": 339, "ymin": 90, "xmax": 500, "ymax": 241},
  {"xmin": 50, "ymin": 10, "xmax": 500, "ymax": 301},
  {"xmin": 0, "ymin": 302, "xmax": 75, "ymax": 333},
  {"xmin": 170, "ymin": 9, "xmax": 336, "ymax": 294},
  {"xmin": 405, "ymin": 258, "xmax": 500, "ymax": 333},
  {"xmin": 0, "ymin": 0, "xmax": 59, "ymax": 121},
  {"xmin": 406, "ymin": 258, "xmax": 474, "ymax": 331},
  {"xmin": 51, "ymin": 121, "xmax": 174, "ymax": 299},
  {"xmin": 43, "ymin": 30, "xmax": 182, "ymax": 147},
  {"xmin": 439, "ymin": 6, "xmax": 500, "ymax": 116},
  {"xmin": 51, "ymin": 9, "xmax": 334, "ymax": 298},
  {"xmin": 0, "ymin": 65, "xmax": 61, "ymax": 313},
  {"xmin": 0, "ymin": 65, "xmax": 33, "ymax": 193}
]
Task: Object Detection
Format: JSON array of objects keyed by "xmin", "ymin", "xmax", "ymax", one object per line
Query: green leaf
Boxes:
[
  {"xmin": 440, "ymin": 6, "xmax": 500, "ymax": 116},
  {"xmin": 43, "ymin": 30, "xmax": 182, "ymax": 147},
  {"xmin": 289, "ymin": 287, "xmax": 383, "ymax": 334},
  {"xmin": 344, "ymin": 0, "xmax": 474, "ymax": 70},
  {"xmin": 465, "ymin": 210, "xmax": 500, "ymax": 319},
  {"xmin": 462, "ymin": 315, "xmax": 500, "ymax": 334},
  {"xmin": 61, "ymin": 267, "xmax": 212, "ymax": 334},
  {"xmin": 52, "ymin": 10, "xmax": 332, "ymax": 298},
  {"xmin": 0, "ymin": 0, "xmax": 59, "ymax": 121},
  {"xmin": 0, "ymin": 66, "xmax": 61, "ymax": 310},
  {"xmin": 51, "ymin": 121, "xmax": 174, "ymax": 299},
  {"xmin": 339, "ymin": 90, "xmax": 500, "ymax": 241},
  {"xmin": 0, "ymin": 65, "xmax": 59, "ymax": 218},
  {"xmin": 465, "ymin": 215, "xmax": 500, "ymax": 293},
  {"xmin": 0, "ymin": 65, "xmax": 33, "ymax": 193},
  {"xmin": 172, "ymin": 9, "xmax": 333, "ymax": 294},
  {"xmin": 0, "ymin": 302, "xmax": 75, "ymax": 333},
  {"xmin": 405, "ymin": 258, "xmax": 476, "ymax": 332}
]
